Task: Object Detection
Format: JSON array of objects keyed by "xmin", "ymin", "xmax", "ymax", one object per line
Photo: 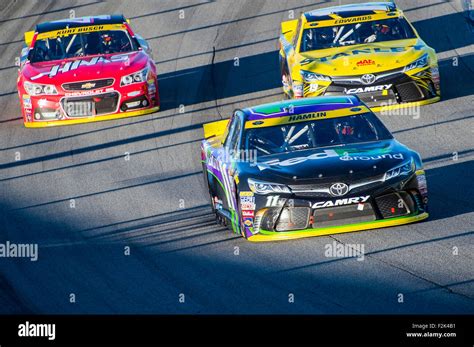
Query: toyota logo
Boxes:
[
  {"xmin": 329, "ymin": 183, "xmax": 349, "ymax": 197},
  {"xmin": 361, "ymin": 74, "xmax": 376, "ymax": 85}
]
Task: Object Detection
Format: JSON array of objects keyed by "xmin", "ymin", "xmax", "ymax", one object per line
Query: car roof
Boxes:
[
  {"xmin": 303, "ymin": 2, "xmax": 397, "ymax": 22},
  {"xmin": 35, "ymin": 15, "xmax": 127, "ymax": 33},
  {"xmin": 242, "ymin": 96, "xmax": 367, "ymax": 121}
]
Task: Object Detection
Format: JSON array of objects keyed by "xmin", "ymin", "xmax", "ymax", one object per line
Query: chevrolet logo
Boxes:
[{"xmin": 81, "ymin": 82, "xmax": 96, "ymax": 89}]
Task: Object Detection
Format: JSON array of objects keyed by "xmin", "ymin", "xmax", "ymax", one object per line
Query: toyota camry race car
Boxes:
[
  {"xmin": 279, "ymin": 2, "xmax": 440, "ymax": 111},
  {"xmin": 201, "ymin": 96, "xmax": 428, "ymax": 241},
  {"xmin": 17, "ymin": 15, "xmax": 159, "ymax": 127}
]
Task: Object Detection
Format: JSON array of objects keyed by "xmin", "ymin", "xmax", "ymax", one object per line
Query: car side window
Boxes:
[
  {"xmin": 292, "ymin": 18, "xmax": 302, "ymax": 48},
  {"xmin": 224, "ymin": 112, "xmax": 242, "ymax": 154}
]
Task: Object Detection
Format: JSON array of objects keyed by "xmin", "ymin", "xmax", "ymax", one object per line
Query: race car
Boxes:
[
  {"xmin": 279, "ymin": 2, "xmax": 440, "ymax": 111},
  {"xmin": 17, "ymin": 15, "xmax": 159, "ymax": 127},
  {"xmin": 201, "ymin": 96, "xmax": 428, "ymax": 241}
]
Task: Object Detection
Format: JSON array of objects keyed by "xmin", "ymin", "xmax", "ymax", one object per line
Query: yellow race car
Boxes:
[{"xmin": 279, "ymin": 2, "xmax": 440, "ymax": 111}]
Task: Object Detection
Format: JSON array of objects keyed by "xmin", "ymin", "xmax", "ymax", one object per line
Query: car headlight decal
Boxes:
[
  {"xmin": 24, "ymin": 81, "xmax": 58, "ymax": 96},
  {"xmin": 248, "ymin": 178, "xmax": 291, "ymax": 195},
  {"xmin": 383, "ymin": 158, "xmax": 415, "ymax": 182},
  {"xmin": 120, "ymin": 67, "xmax": 149, "ymax": 86},
  {"xmin": 403, "ymin": 54, "xmax": 429, "ymax": 73},
  {"xmin": 300, "ymin": 70, "xmax": 332, "ymax": 82}
]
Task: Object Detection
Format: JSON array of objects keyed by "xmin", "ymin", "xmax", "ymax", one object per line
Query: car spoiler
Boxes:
[
  {"xmin": 24, "ymin": 31, "xmax": 35, "ymax": 46},
  {"xmin": 280, "ymin": 19, "xmax": 298, "ymax": 42},
  {"xmin": 203, "ymin": 119, "xmax": 229, "ymax": 139},
  {"xmin": 23, "ymin": 19, "xmax": 131, "ymax": 46}
]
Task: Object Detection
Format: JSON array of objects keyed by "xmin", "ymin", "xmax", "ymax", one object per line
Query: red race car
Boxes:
[{"xmin": 17, "ymin": 15, "xmax": 160, "ymax": 127}]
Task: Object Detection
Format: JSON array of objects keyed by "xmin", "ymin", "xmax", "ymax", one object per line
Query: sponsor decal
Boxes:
[
  {"xmin": 288, "ymin": 112, "xmax": 327, "ymax": 122},
  {"xmin": 36, "ymin": 23, "xmax": 123, "ymax": 40},
  {"xmin": 334, "ymin": 16, "xmax": 372, "ymax": 25},
  {"xmin": 312, "ymin": 195, "xmax": 370, "ymax": 209},
  {"xmin": 340, "ymin": 152, "xmax": 404, "ymax": 161},
  {"xmin": 239, "ymin": 191, "xmax": 254, "ymax": 197},
  {"xmin": 361, "ymin": 73, "xmax": 376, "ymax": 85},
  {"xmin": 329, "ymin": 183, "xmax": 349, "ymax": 197},
  {"xmin": 22, "ymin": 95, "xmax": 32, "ymax": 109},
  {"xmin": 81, "ymin": 82, "xmax": 96, "ymax": 89},
  {"xmin": 258, "ymin": 150, "xmax": 404, "ymax": 170},
  {"xmin": 346, "ymin": 84, "xmax": 392, "ymax": 94},
  {"xmin": 241, "ymin": 202, "xmax": 256, "ymax": 210},
  {"xmin": 240, "ymin": 196, "xmax": 255, "ymax": 204},
  {"xmin": 259, "ymin": 149, "xmax": 338, "ymax": 170},
  {"xmin": 242, "ymin": 210, "xmax": 254, "ymax": 217},
  {"xmin": 31, "ymin": 54, "xmax": 129, "ymax": 80},
  {"xmin": 65, "ymin": 88, "xmax": 110, "ymax": 96},
  {"xmin": 243, "ymin": 217, "xmax": 254, "ymax": 227},
  {"xmin": 312, "ymin": 45, "xmax": 425, "ymax": 63},
  {"xmin": 356, "ymin": 59, "xmax": 375, "ymax": 67}
]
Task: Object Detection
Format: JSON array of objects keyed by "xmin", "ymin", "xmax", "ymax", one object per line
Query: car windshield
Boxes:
[
  {"xmin": 300, "ymin": 17, "xmax": 416, "ymax": 52},
  {"xmin": 244, "ymin": 113, "xmax": 393, "ymax": 156},
  {"xmin": 29, "ymin": 29, "xmax": 138, "ymax": 63}
]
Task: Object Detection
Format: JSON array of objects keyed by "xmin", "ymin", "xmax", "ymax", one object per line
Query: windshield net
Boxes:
[
  {"xmin": 244, "ymin": 113, "xmax": 393, "ymax": 156},
  {"xmin": 300, "ymin": 17, "xmax": 416, "ymax": 52},
  {"xmin": 30, "ymin": 30, "xmax": 137, "ymax": 63}
]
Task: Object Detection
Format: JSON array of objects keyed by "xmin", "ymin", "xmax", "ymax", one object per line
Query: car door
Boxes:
[{"xmin": 210, "ymin": 112, "xmax": 243, "ymax": 232}]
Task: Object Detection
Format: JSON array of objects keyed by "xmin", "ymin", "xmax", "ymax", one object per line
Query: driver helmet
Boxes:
[
  {"xmin": 101, "ymin": 33, "xmax": 113, "ymax": 47},
  {"xmin": 372, "ymin": 22, "xmax": 390, "ymax": 35},
  {"xmin": 335, "ymin": 121, "xmax": 354, "ymax": 136}
]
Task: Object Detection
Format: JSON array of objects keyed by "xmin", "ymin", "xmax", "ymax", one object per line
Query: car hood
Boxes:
[
  {"xmin": 242, "ymin": 140, "xmax": 413, "ymax": 183},
  {"xmin": 21, "ymin": 51, "xmax": 148, "ymax": 84},
  {"xmin": 297, "ymin": 38, "xmax": 429, "ymax": 76}
]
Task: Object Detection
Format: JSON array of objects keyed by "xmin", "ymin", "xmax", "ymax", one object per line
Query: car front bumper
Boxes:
[
  {"xmin": 292, "ymin": 66, "xmax": 441, "ymax": 111},
  {"xmin": 248, "ymin": 212, "xmax": 428, "ymax": 242},
  {"xmin": 20, "ymin": 80, "xmax": 159, "ymax": 127}
]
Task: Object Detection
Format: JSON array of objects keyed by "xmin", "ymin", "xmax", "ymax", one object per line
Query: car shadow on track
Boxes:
[
  {"xmin": 412, "ymin": 11, "xmax": 474, "ymax": 54},
  {"xmin": 425, "ymin": 160, "xmax": 474, "ymax": 222},
  {"xmin": 158, "ymin": 51, "xmax": 281, "ymax": 111},
  {"xmin": 439, "ymin": 52, "xmax": 474, "ymax": 101}
]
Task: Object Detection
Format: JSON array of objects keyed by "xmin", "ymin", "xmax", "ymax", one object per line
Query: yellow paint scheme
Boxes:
[
  {"xmin": 25, "ymin": 22, "xmax": 130, "ymax": 46},
  {"xmin": 244, "ymin": 106, "xmax": 370, "ymax": 129},
  {"xmin": 248, "ymin": 212, "xmax": 429, "ymax": 242},
  {"xmin": 302, "ymin": 11, "xmax": 400, "ymax": 29},
  {"xmin": 24, "ymin": 31, "xmax": 35, "ymax": 46},
  {"xmin": 203, "ymin": 119, "xmax": 229, "ymax": 139},
  {"xmin": 281, "ymin": 19, "xmax": 299, "ymax": 43},
  {"xmin": 279, "ymin": 7, "xmax": 440, "ymax": 106},
  {"xmin": 24, "ymin": 106, "xmax": 159, "ymax": 128},
  {"xmin": 36, "ymin": 24, "xmax": 126, "ymax": 40}
]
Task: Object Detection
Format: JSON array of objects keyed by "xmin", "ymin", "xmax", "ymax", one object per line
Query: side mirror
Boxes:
[
  {"xmin": 135, "ymin": 34, "xmax": 153, "ymax": 59},
  {"xmin": 18, "ymin": 47, "xmax": 29, "ymax": 67}
]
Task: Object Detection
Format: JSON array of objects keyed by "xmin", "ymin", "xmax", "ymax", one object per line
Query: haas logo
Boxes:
[{"xmin": 356, "ymin": 59, "xmax": 375, "ymax": 67}]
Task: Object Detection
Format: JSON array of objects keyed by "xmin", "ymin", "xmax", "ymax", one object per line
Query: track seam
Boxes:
[{"xmin": 330, "ymin": 235, "xmax": 474, "ymax": 302}]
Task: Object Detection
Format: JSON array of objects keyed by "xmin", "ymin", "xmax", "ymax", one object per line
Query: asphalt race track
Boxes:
[{"xmin": 0, "ymin": 0, "xmax": 473, "ymax": 314}]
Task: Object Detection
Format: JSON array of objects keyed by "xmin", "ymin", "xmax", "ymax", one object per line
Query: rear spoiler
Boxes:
[
  {"xmin": 24, "ymin": 31, "xmax": 35, "ymax": 46},
  {"xmin": 23, "ymin": 18, "xmax": 131, "ymax": 46},
  {"xmin": 203, "ymin": 119, "xmax": 229, "ymax": 139},
  {"xmin": 280, "ymin": 19, "xmax": 298, "ymax": 42}
]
